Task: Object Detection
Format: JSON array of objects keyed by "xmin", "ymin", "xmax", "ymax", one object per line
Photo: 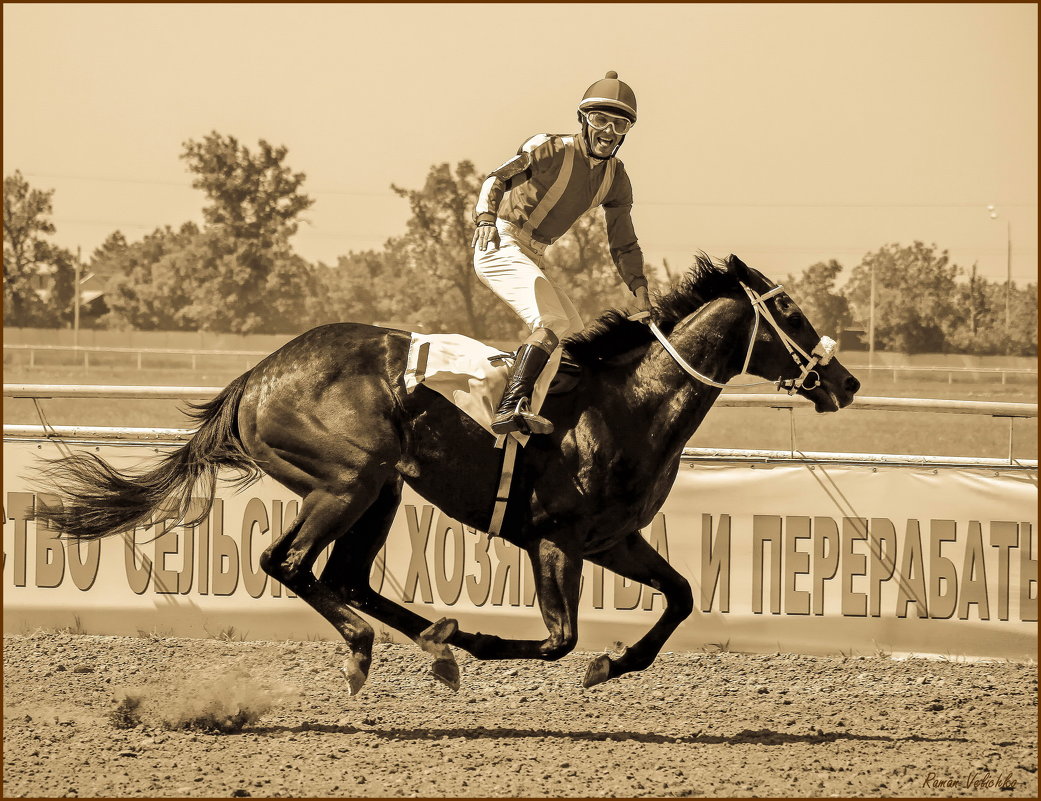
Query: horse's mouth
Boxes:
[{"xmin": 803, "ymin": 385, "xmax": 845, "ymax": 413}]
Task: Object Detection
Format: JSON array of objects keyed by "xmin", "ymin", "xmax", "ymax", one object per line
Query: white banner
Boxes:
[{"xmin": 3, "ymin": 439, "xmax": 1036, "ymax": 659}]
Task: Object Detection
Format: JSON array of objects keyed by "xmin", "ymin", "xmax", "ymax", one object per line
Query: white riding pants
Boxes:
[
  {"xmin": 473, "ymin": 221, "xmax": 585, "ymax": 416},
  {"xmin": 473, "ymin": 221, "xmax": 584, "ymax": 341}
]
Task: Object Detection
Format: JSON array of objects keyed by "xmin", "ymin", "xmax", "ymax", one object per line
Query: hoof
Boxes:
[
  {"xmin": 582, "ymin": 653, "xmax": 613, "ymax": 688},
  {"xmin": 419, "ymin": 617, "xmax": 458, "ymax": 646},
  {"xmin": 430, "ymin": 656, "xmax": 461, "ymax": 692},
  {"xmin": 417, "ymin": 619, "xmax": 461, "ymax": 691},
  {"xmin": 340, "ymin": 652, "xmax": 370, "ymax": 696}
]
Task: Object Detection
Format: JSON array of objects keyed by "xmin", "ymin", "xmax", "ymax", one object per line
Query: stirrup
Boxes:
[
  {"xmin": 491, "ymin": 398, "xmax": 554, "ymax": 436},
  {"xmin": 515, "ymin": 398, "xmax": 554, "ymax": 435}
]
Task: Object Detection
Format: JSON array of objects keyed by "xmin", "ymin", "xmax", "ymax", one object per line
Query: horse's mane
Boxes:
[{"xmin": 563, "ymin": 253, "xmax": 738, "ymax": 366}]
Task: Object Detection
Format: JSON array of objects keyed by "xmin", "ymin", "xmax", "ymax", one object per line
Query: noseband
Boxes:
[{"xmin": 647, "ymin": 282, "xmax": 838, "ymax": 394}]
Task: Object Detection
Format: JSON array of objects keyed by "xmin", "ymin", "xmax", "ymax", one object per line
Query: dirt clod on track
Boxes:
[{"xmin": 3, "ymin": 633, "xmax": 1036, "ymax": 797}]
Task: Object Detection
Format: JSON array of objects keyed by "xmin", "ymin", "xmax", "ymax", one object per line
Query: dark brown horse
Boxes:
[{"xmin": 35, "ymin": 254, "xmax": 859, "ymax": 693}]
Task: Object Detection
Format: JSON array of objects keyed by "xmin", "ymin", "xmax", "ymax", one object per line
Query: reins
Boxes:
[{"xmin": 646, "ymin": 282, "xmax": 838, "ymax": 395}]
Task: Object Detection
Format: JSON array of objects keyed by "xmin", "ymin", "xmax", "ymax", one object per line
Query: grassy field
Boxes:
[{"xmin": 4, "ymin": 362, "xmax": 1037, "ymax": 460}]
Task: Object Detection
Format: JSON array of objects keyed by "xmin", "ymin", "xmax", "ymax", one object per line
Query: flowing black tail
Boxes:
[{"xmin": 32, "ymin": 372, "xmax": 261, "ymax": 541}]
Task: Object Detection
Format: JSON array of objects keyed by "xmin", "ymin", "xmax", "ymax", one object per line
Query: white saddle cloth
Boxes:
[{"xmin": 403, "ymin": 333, "xmax": 555, "ymax": 442}]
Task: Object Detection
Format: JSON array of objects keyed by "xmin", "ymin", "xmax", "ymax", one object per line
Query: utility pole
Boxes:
[
  {"xmin": 968, "ymin": 263, "xmax": 978, "ymax": 335},
  {"xmin": 867, "ymin": 262, "xmax": 875, "ymax": 368},
  {"xmin": 74, "ymin": 246, "xmax": 81, "ymax": 347},
  {"xmin": 1003, "ymin": 218, "xmax": 1011, "ymax": 331},
  {"xmin": 988, "ymin": 206, "xmax": 1012, "ymax": 332}
]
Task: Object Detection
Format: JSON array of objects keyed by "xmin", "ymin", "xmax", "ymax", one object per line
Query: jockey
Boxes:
[{"xmin": 472, "ymin": 71, "xmax": 651, "ymax": 436}]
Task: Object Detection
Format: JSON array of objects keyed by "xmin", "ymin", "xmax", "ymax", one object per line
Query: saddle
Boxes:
[
  {"xmin": 403, "ymin": 332, "xmax": 584, "ymax": 537},
  {"xmin": 402, "ymin": 332, "xmax": 580, "ymax": 438}
]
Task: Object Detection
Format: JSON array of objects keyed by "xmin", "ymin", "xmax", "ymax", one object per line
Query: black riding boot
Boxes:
[{"xmin": 491, "ymin": 335, "xmax": 556, "ymax": 436}]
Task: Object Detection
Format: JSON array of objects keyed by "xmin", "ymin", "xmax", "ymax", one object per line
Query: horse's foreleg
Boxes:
[
  {"xmin": 581, "ymin": 530, "xmax": 693, "ymax": 688},
  {"xmin": 259, "ymin": 488, "xmax": 382, "ymax": 695}
]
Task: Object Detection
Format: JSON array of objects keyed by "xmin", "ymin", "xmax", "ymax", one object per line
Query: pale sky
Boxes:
[{"xmin": 3, "ymin": 3, "xmax": 1037, "ymax": 287}]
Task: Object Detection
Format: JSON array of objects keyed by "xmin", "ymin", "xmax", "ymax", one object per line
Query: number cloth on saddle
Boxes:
[{"xmin": 404, "ymin": 332, "xmax": 560, "ymax": 443}]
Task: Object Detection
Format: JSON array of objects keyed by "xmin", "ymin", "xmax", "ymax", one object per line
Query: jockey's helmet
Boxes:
[
  {"xmin": 578, "ymin": 71, "xmax": 638, "ymax": 123},
  {"xmin": 578, "ymin": 71, "xmax": 637, "ymax": 160}
]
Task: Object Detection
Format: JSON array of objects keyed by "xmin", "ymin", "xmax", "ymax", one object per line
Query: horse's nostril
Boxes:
[{"xmin": 845, "ymin": 376, "xmax": 861, "ymax": 395}]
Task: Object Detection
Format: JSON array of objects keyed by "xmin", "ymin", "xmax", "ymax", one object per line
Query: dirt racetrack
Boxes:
[{"xmin": 3, "ymin": 633, "xmax": 1037, "ymax": 798}]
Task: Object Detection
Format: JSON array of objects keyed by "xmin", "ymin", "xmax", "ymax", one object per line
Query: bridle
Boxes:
[{"xmin": 646, "ymin": 282, "xmax": 838, "ymax": 395}]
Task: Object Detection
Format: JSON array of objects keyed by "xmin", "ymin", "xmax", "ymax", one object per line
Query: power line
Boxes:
[
  {"xmin": 21, "ymin": 171, "xmax": 403, "ymax": 199},
  {"xmin": 639, "ymin": 201, "xmax": 1040, "ymax": 209},
  {"xmin": 21, "ymin": 172, "xmax": 1038, "ymax": 209},
  {"xmin": 23, "ymin": 172, "xmax": 191, "ymax": 188}
]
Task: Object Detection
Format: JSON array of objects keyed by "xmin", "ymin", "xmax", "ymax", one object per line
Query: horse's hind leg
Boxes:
[
  {"xmin": 259, "ymin": 487, "xmax": 384, "ymax": 695},
  {"xmin": 325, "ymin": 524, "xmax": 585, "ymax": 685},
  {"xmin": 320, "ymin": 480, "xmax": 461, "ymax": 691},
  {"xmin": 443, "ymin": 535, "xmax": 585, "ymax": 662}
]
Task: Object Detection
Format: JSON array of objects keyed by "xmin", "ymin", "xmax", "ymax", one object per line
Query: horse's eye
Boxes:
[{"xmin": 789, "ymin": 312, "xmax": 805, "ymax": 327}]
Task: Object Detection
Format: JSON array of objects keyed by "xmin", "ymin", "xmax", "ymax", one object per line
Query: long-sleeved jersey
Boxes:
[{"xmin": 473, "ymin": 132, "xmax": 647, "ymax": 291}]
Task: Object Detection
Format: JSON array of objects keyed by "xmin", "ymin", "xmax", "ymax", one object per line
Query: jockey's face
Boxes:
[{"xmin": 582, "ymin": 109, "xmax": 631, "ymax": 158}]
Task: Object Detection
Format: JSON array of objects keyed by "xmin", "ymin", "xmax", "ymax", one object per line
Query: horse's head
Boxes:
[{"xmin": 724, "ymin": 254, "xmax": 860, "ymax": 412}]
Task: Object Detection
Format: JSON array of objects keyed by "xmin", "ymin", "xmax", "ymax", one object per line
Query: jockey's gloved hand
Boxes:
[
  {"xmin": 628, "ymin": 284, "xmax": 651, "ymax": 322},
  {"xmin": 471, "ymin": 222, "xmax": 500, "ymax": 252}
]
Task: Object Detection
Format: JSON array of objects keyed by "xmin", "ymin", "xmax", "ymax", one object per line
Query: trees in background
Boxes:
[
  {"xmin": 98, "ymin": 132, "xmax": 316, "ymax": 334},
  {"xmin": 782, "ymin": 259, "xmax": 852, "ymax": 339},
  {"xmin": 786, "ymin": 242, "xmax": 1036, "ymax": 356},
  {"xmin": 5, "ymin": 139, "xmax": 1036, "ymax": 355},
  {"xmin": 946, "ymin": 273, "xmax": 1038, "ymax": 356},
  {"xmin": 2, "ymin": 170, "xmax": 75, "ymax": 326},
  {"xmin": 844, "ymin": 242, "xmax": 961, "ymax": 354},
  {"xmin": 93, "ymin": 224, "xmax": 199, "ymax": 330},
  {"xmin": 4, "ymin": 144, "xmax": 661, "ymax": 342},
  {"xmin": 306, "ymin": 249, "xmax": 404, "ymax": 328}
]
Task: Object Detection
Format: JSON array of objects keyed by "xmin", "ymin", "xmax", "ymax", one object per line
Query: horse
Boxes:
[{"xmin": 34, "ymin": 254, "xmax": 860, "ymax": 694}]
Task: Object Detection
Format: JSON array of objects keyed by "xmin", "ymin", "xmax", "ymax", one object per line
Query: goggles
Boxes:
[{"xmin": 583, "ymin": 109, "xmax": 634, "ymax": 135}]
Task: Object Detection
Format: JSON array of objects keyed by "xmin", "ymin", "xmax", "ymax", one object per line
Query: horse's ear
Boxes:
[{"xmin": 725, "ymin": 254, "xmax": 750, "ymax": 277}]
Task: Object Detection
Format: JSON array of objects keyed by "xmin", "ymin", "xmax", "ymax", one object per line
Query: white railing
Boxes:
[
  {"xmin": 4, "ymin": 384, "xmax": 1036, "ymax": 466},
  {"xmin": 6, "ymin": 343, "xmax": 1036, "ymax": 383},
  {"xmin": 841, "ymin": 362, "xmax": 1036, "ymax": 386},
  {"xmin": 3, "ymin": 343, "xmax": 267, "ymax": 371},
  {"xmin": 4, "ymin": 384, "xmax": 1037, "ymax": 417}
]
